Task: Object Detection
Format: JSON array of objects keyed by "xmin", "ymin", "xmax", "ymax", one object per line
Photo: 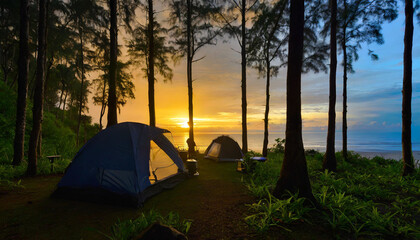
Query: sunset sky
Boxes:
[{"xmin": 87, "ymin": 4, "xmax": 419, "ymax": 140}]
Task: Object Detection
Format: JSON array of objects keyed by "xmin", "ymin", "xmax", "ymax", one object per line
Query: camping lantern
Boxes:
[
  {"xmin": 186, "ymin": 159, "xmax": 198, "ymax": 176},
  {"xmin": 237, "ymin": 159, "xmax": 244, "ymax": 172}
]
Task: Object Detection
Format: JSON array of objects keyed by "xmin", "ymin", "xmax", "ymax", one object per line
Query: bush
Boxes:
[{"xmin": 269, "ymin": 138, "xmax": 285, "ymax": 153}]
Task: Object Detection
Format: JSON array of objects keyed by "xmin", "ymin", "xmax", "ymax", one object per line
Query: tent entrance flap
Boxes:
[
  {"xmin": 207, "ymin": 142, "xmax": 221, "ymax": 158},
  {"xmin": 149, "ymin": 141, "xmax": 178, "ymax": 183}
]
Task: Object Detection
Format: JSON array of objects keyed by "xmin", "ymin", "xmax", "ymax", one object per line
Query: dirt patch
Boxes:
[
  {"xmin": 0, "ymin": 158, "xmax": 256, "ymax": 239},
  {"xmin": 187, "ymin": 180, "xmax": 254, "ymax": 239}
]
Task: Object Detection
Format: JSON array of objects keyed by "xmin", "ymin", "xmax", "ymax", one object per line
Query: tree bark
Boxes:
[
  {"xmin": 186, "ymin": 0, "xmax": 195, "ymax": 157},
  {"xmin": 323, "ymin": 0, "xmax": 337, "ymax": 171},
  {"xmin": 61, "ymin": 90, "xmax": 67, "ymax": 120},
  {"xmin": 57, "ymin": 84, "xmax": 64, "ymax": 112},
  {"xmin": 27, "ymin": 0, "xmax": 47, "ymax": 176},
  {"xmin": 402, "ymin": 0, "xmax": 414, "ymax": 176},
  {"xmin": 99, "ymin": 79, "xmax": 106, "ymax": 130},
  {"xmin": 107, "ymin": 0, "xmax": 118, "ymax": 127},
  {"xmin": 342, "ymin": 42, "xmax": 348, "ymax": 162},
  {"xmin": 342, "ymin": 0, "xmax": 348, "ymax": 162},
  {"xmin": 262, "ymin": 45, "xmax": 270, "ymax": 157},
  {"xmin": 12, "ymin": 0, "xmax": 30, "ymax": 166},
  {"xmin": 76, "ymin": 28, "xmax": 84, "ymax": 146},
  {"xmin": 273, "ymin": 0, "xmax": 316, "ymax": 202},
  {"xmin": 241, "ymin": 0, "xmax": 248, "ymax": 153},
  {"xmin": 148, "ymin": 0, "xmax": 156, "ymax": 127}
]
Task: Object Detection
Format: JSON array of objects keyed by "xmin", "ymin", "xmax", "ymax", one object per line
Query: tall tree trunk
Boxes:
[
  {"xmin": 262, "ymin": 45, "xmax": 270, "ymax": 157},
  {"xmin": 56, "ymin": 82, "xmax": 64, "ymax": 117},
  {"xmin": 323, "ymin": 0, "xmax": 337, "ymax": 171},
  {"xmin": 61, "ymin": 90, "xmax": 67, "ymax": 120},
  {"xmin": 107, "ymin": 0, "xmax": 118, "ymax": 127},
  {"xmin": 37, "ymin": 128, "xmax": 42, "ymax": 156},
  {"xmin": 148, "ymin": 0, "xmax": 156, "ymax": 127},
  {"xmin": 12, "ymin": 0, "xmax": 30, "ymax": 166},
  {"xmin": 99, "ymin": 104, "xmax": 105, "ymax": 130},
  {"xmin": 342, "ymin": 1, "xmax": 348, "ymax": 162},
  {"xmin": 76, "ymin": 28, "xmax": 84, "ymax": 146},
  {"xmin": 99, "ymin": 79, "xmax": 106, "ymax": 130},
  {"xmin": 273, "ymin": 0, "xmax": 316, "ymax": 202},
  {"xmin": 241, "ymin": 0, "xmax": 248, "ymax": 153},
  {"xmin": 27, "ymin": 0, "xmax": 47, "ymax": 177},
  {"xmin": 186, "ymin": 0, "xmax": 195, "ymax": 157},
  {"xmin": 402, "ymin": 0, "xmax": 414, "ymax": 176},
  {"xmin": 342, "ymin": 41, "xmax": 348, "ymax": 162}
]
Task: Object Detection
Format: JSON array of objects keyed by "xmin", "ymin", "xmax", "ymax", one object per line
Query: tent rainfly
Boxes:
[
  {"xmin": 52, "ymin": 122, "xmax": 185, "ymax": 207},
  {"xmin": 204, "ymin": 135, "xmax": 244, "ymax": 162}
]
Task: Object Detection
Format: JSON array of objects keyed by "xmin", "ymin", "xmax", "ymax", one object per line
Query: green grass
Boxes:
[{"xmin": 243, "ymin": 151, "xmax": 420, "ymax": 239}]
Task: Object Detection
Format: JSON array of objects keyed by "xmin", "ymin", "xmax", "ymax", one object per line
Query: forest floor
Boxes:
[{"xmin": 0, "ymin": 156, "xmax": 258, "ymax": 240}]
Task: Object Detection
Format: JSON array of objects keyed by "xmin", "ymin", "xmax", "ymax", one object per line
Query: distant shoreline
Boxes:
[{"xmin": 355, "ymin": 151, "xmax": 420, "ymax": 161}]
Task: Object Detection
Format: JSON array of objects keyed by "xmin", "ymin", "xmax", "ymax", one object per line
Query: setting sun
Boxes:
[{"xmin": 180, "ymin": 121, "xmax": 189, "ymax": 128}]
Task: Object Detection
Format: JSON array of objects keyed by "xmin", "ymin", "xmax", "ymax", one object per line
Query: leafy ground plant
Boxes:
[
  {"xmin": 244, "ymin": 151, "xmax": 420, "ymax": 239},
  {"xmin": 103, "ymin": 209, "xmax": 192, "ymax": 240}
]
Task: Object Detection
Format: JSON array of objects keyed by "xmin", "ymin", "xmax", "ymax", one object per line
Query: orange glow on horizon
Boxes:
[{"xmin": 180, "ymin": 121, "xmax": 189, "ymax": 128}]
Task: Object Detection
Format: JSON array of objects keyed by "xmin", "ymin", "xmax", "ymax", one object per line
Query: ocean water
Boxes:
[{"xmin": 169, "ymin": 131, "xmax": 420, "ymax": 153}]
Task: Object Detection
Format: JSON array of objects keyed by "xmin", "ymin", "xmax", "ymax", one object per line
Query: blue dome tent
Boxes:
[{"xmin": 53, "ymin": 122, "xmax": 185, "ymax": 207}]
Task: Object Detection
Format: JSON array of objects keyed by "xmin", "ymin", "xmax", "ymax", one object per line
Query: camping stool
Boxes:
[
  {"xmin": 46, "ymin": 155, "xmax": 61, "ymax": 172},
  {"xmin": 186, "ymin": 159, "xmax": 199, "ymax": 176}
]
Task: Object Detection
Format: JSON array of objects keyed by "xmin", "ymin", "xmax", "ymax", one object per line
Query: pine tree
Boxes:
[
  {"xmin": 402, "ymin": 0, "xmax": 414, "ymax": 176},
  {"xmin": 272, "ymin": 0, "xmax": 316, "ymax": 203},
  {"xmin": 27, "ymin": 0, "xmax": 48, "ymax": 176},
  {"xmin": 169, "ymin": 0, "xmax": 220, "ymax": 157}
]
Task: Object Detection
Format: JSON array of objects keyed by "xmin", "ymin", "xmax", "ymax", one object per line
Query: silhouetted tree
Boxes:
[
  {"xmin": 0, "ymin": 1, "xmax": 19, "ymax": 86},
  {"xmin": 338, "ymin": 0, "xmax": 397, "ymax": 161},
  {"xmin": 64, "ymin": 0, "xmax": 105, "ymax": 144},
  {"xmin": 27, "ymin": 0, "xmax": 48, "ymax": 176},
  {"xmin": 402, "ymin": 0, "xmax": 414, "ymax": 176},
  {"xmin": 12, "ymin": 0, "xmax": 30, "ymax": 166},
  {"xmin": 147, "ymin": 0, "xmax": 155, "ymax": 127},
  {"xmin": 169, "ymin": 0, "xmax": 220, "ymax": 156},
  {"xmin": 92, "ymin": 30, "xmax": 135, "ymax": 130},
  {"xmin": 272, "ymin": 0, "xmax": 316, "ymax": 203},
  {"xmin": 107, "ymin": 0, "xmax": 139, "ymax": 128},
  {"xmin": 216, "ymin": 0, "xmax": 260, "ymax": 153},
  {"xmin": 248, "ymin": 0, "xmax": 288, "ymax": 157},
  {"xmin": 107, "ymin": 0, "xmax": 118, "ymax": 127},
  {"xmin": 127, "ymin": 0, "xmax": 174, "ymax": 127},
  {"xmin": 323, "ymin": 0, "xmax": 337, "ymax": 172}
]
